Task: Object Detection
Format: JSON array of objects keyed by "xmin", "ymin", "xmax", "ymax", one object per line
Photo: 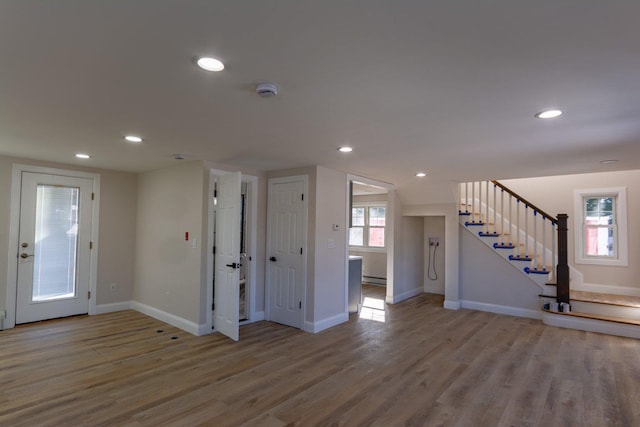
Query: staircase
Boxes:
[{"xmin": 459, "ymin": 180, "xmax": 640, "ymax": 339}]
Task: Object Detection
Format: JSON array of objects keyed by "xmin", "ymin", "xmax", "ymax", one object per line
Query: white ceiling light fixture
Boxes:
[
  {"xmin": 416, "ymin": 172, "xmax": 427, "ymax": 177},
  {"xmin": 535, "ymin": 109, "xmax": 563, "ymax": 119},
  {"xmin": 124, "ymin": 135, "xmax": 143, "ymax": 143},
  {"xmin": 75, "ymin": 153, "xmax": 91, "ymax": 159},
  {"xmin": 338, "ymin": 146, "xmax": 353, "ymax": 153},
  {"xmin": 255, "ymin": 82, "xmax": 278, "ymax": 98},
  {"xmin": 197, "ymin": 57, "xmax": 225, "ymax": 72},
  {"xmin": 600, "ymin": 159, "xmax": 619, "ymax": 165}
]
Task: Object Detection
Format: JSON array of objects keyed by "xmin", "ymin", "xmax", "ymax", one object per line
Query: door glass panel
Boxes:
[{"xmin": 32, "ymin": 185, "xmax": 80, "ymax": 301}]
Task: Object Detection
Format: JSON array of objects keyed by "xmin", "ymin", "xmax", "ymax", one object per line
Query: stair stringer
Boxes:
[{"xmin": 460, "ymin": 216, "xmax": 547, "ymax": 291}]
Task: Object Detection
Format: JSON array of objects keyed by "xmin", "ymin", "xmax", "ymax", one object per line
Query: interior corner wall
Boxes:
[
  {"xmin": 502, "ymin": 169, "xmax": 640, "ymax": 291},
  {"xmin": 424, "ymin": 216, "xmax": 445, "ymax": 294},
  {"xmin": 134, "ymin": 160, "xmax": 205, "ymax": 325},
  {"xmin": 313, "ymin": 166, "xmax": 347, "ymax": 322},
  {"xmin": 399, "ymin": 216, "xmax": 425, "ymax": 297},
  {"xmin": 0, "ymin": 155, "xmax": 137, "ymax": 319}
]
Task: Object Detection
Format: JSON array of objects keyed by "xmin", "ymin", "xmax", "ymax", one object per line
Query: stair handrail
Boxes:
[{"xmin": 491, "ymin": 180, "xmax": 557, "ymax": 224}]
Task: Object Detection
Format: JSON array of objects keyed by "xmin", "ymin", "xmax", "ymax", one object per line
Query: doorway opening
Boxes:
[{"xmin": 348, "ymin": 180, "xmax": 389, "ymax": 321}]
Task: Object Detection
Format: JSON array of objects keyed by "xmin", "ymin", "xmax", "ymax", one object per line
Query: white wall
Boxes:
[
  {"xmin": 134, "ymin": 161, "xmax": 206, "ymax": 325},
  {"xmin": 502, "ymin": 169, "xmax": 640, "ymax": 292},
  {"xmin": 460, "ymin": 225, "xmax": 540, "ymax": 316},
  {"xmin": 313, "ymin": 166, "xmax": 347, "ymax": 322},
  {"xmin": 401, "ymin": 216, "xmax": 425, "ymax": 296},
  {"xmin": 0, "ymin": 155, "xmax": 137, "ymax": 316},
  {"xmin": 348, "ymin": 250, "xmax": 386, "ymax": 280}
]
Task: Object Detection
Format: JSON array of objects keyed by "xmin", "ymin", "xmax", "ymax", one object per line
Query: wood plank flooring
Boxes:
[{"xmin": 2, "ymin": 291, "xmax": 640, "ymax": 426}]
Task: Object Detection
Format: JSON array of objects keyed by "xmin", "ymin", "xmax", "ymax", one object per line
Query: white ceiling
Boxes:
[{"xmin": 2, "ymin": 1, "xmax": 639, "ymax": 202}]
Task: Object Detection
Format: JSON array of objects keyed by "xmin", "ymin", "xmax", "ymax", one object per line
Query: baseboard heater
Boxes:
[{"xmin": 363, "ymin": 275, "xmax": 387, "ymax": 286}]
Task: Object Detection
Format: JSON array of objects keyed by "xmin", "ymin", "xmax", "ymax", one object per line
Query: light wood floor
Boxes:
[{"xmin": 2, "ymin": 291, "xmax": 640, "ymax": 426}]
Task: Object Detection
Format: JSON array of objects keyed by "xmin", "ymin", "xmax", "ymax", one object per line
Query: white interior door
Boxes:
[
  {"xmin": 267, "ymin": 178, "xmax": 305, "ymax": 328},
  {"xmin": 214, "ymin": 172, "xmax": 241, "ymax": 341},
  {"xmin": 16, "ymin": 172, "xmax": 93, "ymax": 324}
]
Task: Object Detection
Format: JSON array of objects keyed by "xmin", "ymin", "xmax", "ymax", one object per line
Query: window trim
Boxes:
[
  {"xmin": 573, "ymin": 187, "xmax": 628, "ymax": 266},
  {"xmin": 349, "ymin": 202, "xmax": 387, "ymax": 252}
]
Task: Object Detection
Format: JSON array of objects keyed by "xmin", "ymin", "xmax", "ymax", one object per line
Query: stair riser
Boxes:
[{"xmin": 570, "ymin": 301, "xmax": 640, "ymax": 321}]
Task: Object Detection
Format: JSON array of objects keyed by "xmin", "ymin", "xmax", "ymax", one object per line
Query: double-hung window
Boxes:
[
  {"xmin": 573, "ymin": 188, "xmax": 628, "ymax": 266},
  {"xmin": 350, "ymin": 204, "xmax": 386, "ymax": 249}
]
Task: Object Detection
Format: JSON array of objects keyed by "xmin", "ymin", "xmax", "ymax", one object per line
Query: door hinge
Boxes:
[
  {"xmin": 91, "ymin": 192, "xmax": 95, "ymax": 201},
  {"xmin": 299, "ymin": 301, "xmax": 302, "ymax": 309},
  {"xmin": 213, "ymin": 246, "xmax": 216, "ymax": 254},
  {"xmin": 89, "ymin": 241, "xmax": 93, "ymax": 250},
  {"xmin": 301, "ymin": 193, "xmax": 304, "ymax": 201},
  {"xmin": 300, "ymin": 247, "xmax": 303, "ymax": 255},
  {"xmin": 88, "ymin": 291, "xmax": 91, "ymax": 299}
]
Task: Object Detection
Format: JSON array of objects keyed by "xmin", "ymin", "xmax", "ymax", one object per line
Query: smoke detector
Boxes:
[
  {"xmin": 256, "ymin": 82, "xmax": 278, "ymax": 98},
  {"xmin": 173, "ymin": 154, "xmax": 185, "ymax": 160}
]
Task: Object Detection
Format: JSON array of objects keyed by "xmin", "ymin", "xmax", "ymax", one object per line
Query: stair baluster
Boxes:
[
  {"xmin": 472, "ymin": 181, "xmax": 476, "ymax": 223},
  {"xmin": 493, "ymin": 183, "xmax": 497, "ymax": 235},
  {"xmin": 542, "ymin": 216, "xmax": 546, "ymax": 272},
  {"xmin": 500, "ymin": 188, "xmax": 505, "ymax": 244},
  {"xmin": 524, "ymin": 205, "xmax": 529, "ymax": 259},
  {"xmin": 516, "ymin": 200, "xmax": 521, "ymax": 257},
  {"xmin": 533, "ymin": 210, "xmax": 538, "ymax": 269},
  {"xmin": 485, "ymin": 181, "xmax": 490, "ymax": 233}
]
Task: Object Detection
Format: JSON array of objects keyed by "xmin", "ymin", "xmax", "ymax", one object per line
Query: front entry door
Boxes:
[
  {"xmin": 16, "ymin": 172, "xmax": 93, "ymax": 324},
  {"xmin": 267, "ymin": 177, "xmax": 305, "ymax": 329},
  {"xmin": 214, "ymin": 172, "xmax": 241, "ymax": 341}
]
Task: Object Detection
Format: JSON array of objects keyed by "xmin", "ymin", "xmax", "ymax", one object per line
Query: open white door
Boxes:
[{"xmin": 214, "ymin": 172, "xmax": 241, "ymax": 341}]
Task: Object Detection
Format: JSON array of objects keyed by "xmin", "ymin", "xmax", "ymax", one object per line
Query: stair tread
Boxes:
[
  {"xmin": 570, "ymin": 290, "xmax": 640, "ymax": 308},
  {"xmin": 542, "ymin": 308, "xmax": 640, "ymax": 326}
]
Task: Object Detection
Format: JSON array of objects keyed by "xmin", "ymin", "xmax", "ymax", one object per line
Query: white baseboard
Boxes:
[
  {"xmin": 444, "ymin": 300, "xmax": 461, "ymax": 310},
  {"xmin": 252, "ymin": 311, "xmax": 265, "ymax": 322},
  {"xmin": 304, "ymin": 312, "xmax": 349, "ymax": 333},
  {"xmin": 575, "ymin": 282, "xmax": 640, "ymax": 297},
  {"xmin": 542, "ymin": 311, "xmax": 640, "ymax": 339},
  {"xmin": 424, "ymin": 284, "xmax": 445, "ymax": 295},
  {"xmin": 363, "ymin": 276, "xmax": 387, "ymax": 286},
  {"xmin": 131, "ymin": 301, "xmax": 206, "ymax": 336},
  {"xmin": 460, "ymin": 300, "xmax": 541, "ymax": 320},
  {"xmin": 94, "ymin": 301, "xmax": 133, "ymax": 315},
  {"xmin": 386, "ymin": 287, "xmax": 422, "ymax": 304}
]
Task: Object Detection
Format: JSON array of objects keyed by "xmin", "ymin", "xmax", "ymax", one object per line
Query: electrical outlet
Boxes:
[
  {"xmin": 428, "ymin": 237, "xmax": 440, "ymax": 247},
  {"xmin": 110, "ymin": 283, "xmax": 117, "ymax": 292}
]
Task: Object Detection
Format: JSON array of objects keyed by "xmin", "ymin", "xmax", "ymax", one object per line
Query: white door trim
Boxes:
[
  {"xmin": 6, "ymin": 164, "xmax": 100, "ymax": 329},
  {"xmin": 266, "ymin": 175, "xmax": 308, "ymax": 329},
  {"xmin": 206, "ymin": 169, "xmax": 259, "ymax": 333}
]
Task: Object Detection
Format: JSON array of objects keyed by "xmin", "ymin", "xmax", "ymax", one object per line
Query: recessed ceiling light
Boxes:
[
  {"xmin": 600, "ymin": 159, "xmax": 619, "ymax": 165},
  {"xmin": 338, "ymin": 146, "xmax": 353, "ymax": 153},
  {"xmin": 75, "ymin": 153, "xmax": 91, "ymax": 159},
  {"xmin": 416, "ymin": 172, "xmax": 427, "ymax": 177},
  {"xmin": 535, "ymin": 109, "xmax": 563, "ymax": 119},
  {"xmin": 124, "ymin": 135, "xmax": 143, "ymax": 143},
  {"xmin": 197, "ymin": 57, "xmax": 224, "ymax": 72}
]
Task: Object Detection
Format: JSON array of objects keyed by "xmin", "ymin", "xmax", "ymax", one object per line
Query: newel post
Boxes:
[{"xmin": 556, "ymin": 214, "xmax": 570, "ymax": 304}]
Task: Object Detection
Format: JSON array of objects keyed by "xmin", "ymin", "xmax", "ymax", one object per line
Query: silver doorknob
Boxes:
[{"xmin": 20, "ymin": 253, "xmax": 34, "ymax": 259}]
